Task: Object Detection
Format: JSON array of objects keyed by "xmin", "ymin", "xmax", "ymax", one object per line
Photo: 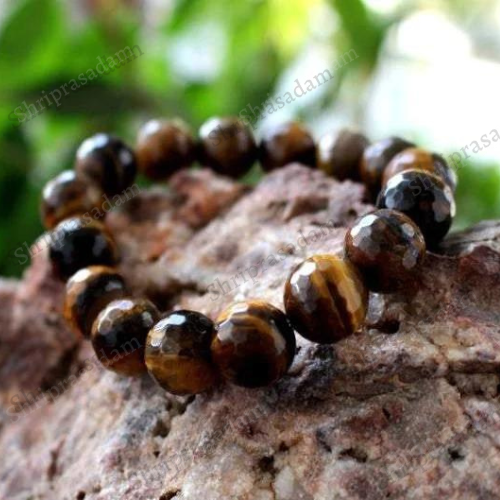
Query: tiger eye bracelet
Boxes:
[{"xmin": 39, "ymin": 117, "xmax": 457, "ymax": 394}]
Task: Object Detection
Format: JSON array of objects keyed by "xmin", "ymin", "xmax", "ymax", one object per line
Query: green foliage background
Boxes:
[{"xmin": 0, "ymin": 0, "xmax": 499, "ymax": 277}]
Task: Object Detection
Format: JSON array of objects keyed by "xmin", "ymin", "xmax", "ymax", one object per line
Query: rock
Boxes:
[{"xmin": 1, "ymin": 164, "xmax": 500, "ymax": 500}]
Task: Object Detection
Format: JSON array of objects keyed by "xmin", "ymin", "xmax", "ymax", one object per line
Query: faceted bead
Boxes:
[
  {"xmin": 211, "ymin": 300, "xmax": 296, "ymax": 388},
  {"xmin": 284, "ymin": 255, "xmax": 368, "ymax": 344},
  {"xmin": 75, "ymin": 133, "xmax": 137, "ymax": 196},
  {"xmin": 40, "ymin": 170, "xmax": 103, "ymax": 230},
  {"xmin": 259, "ymin": 122, "xmax": 316, "ymax": 171},
  {"xmin": 145, "ymin": 310, "xmax": 219, "ymax": 395},
  {"xmin": 49, "ymin": 217, "xmax": 118, "ymax": 281},
  {"xmin": 344, "ymin": 209, "xmax": 426, "ymax": 293},
  {"xmin": 317, "ymin": 129, "xmax": 369, "ymax": 180},
  {"xmin": 136, "ymin": 119, "xmax": 195, "ymax": 180},
  {"xmin": 198, "ymin": 117, "xmax": 257, "ymax": 178},
  {"xmin": 376, "ymin": 169, "xmax": 456, "ymax": 249},
  {"xmin": 64, "ymin": 266, "xmax": 127, "ymax": 338},
  {"xmin": 382, "ymin": 148, "xmax": 457, "ymax": 192},
  {"xmin": 360, "ymin": 137, "xmax": 415, "ymax": 198},
  {"xmin": 91, "ymin": 298, "xmax": 160, "ymax": 376}
]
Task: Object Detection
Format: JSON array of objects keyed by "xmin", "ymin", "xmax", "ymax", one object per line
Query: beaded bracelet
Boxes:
[{"xmin": 40, "ymin": 117, "xmax": 456, "ymax": 394}]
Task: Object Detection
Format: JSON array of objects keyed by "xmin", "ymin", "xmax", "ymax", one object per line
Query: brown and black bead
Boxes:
[
  {"xmin": 145, "ymin": 310, "xmax": 219, "ymax": 395},
  {"xmin": 91, "ymin": 298, "xmax": 160, "ymax": 376},
  {"xmin": 198, "ymin": 117, "xmax": 257, "ymax": 178},
  {"xmin": 317, "ymin": 129, "xmax": 369, "ymax": 181},
  {"xmin": 136, "ymin": 119, "xmax": 196, "ymax": 180},
  {"xmin": 360, "ymin": 136, "xmax": 415, "ymax": 198},
  {"xmin": 64, "ymin": 266, "xmax": 127, "ymax": 338},
  {"xmin": 211, "ymin": 300, "xmax": 296, "ymax": 388},
  {"xmin": 382, "ymin": 147, "xmax": 457, "ymax": 192},
  {"xmin": 376, "ymin": 169, "xmax": 456, "ymax": 249},
  {"xmin": 75, "ymin": 133, "xmax": 137, "ymax": 196},
  {"xmin": 49, "ymin": 217, "xmax": 118, "ymax": 281},
  {"xmin": 259, "ymin": 121, "xmax": 316, "ymax": 171},
  {"xmin": 345, "ymin": 209, "xmax": 426, "ymax": 293},
  {"xmin": 284, "ymin": 255, "xmax": 368, "ymax": 344},
  {"xmin": 40, "ymin": 170, "xmax": 103, "ymax": 230}
]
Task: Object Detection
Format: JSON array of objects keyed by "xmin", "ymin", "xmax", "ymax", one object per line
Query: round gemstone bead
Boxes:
[
  {"xmin": 136, "ymin": 119, "xmax": 195, "ymax": 180},
  {"xmin": 284, "ymin": 255, "xmax": 368, "ymax": 344},
  {"xmin": 376, "ymin": 169, "xmax": 456, "ymax": 249},
  {"xmin": 75, "ymin": 133, "xmax": 137, "ymax": 196},
  {"xmin": 198, "ymin": 117, "xmax": 257, "ymax": 178},
  {"xmin": 360, "ymin": 137, "xmax": 415, "ymax": 197},
  {"xmin": 91, "ymin": 298, "xmax": 160, "ymax": 376},
  {"xmin": 145, "ymin": 310, "xmax": 219, "ymax": 395},
  {"xmin": 344, "ymin": 209, "xmax": 426, "ymax": 293},
  {"xmin": 49, "ymin": 217, "xmax": 118, "ymax": 281},
  {"xmin": 382, "ymin": 148, "xmax": 457, "ymax": 192},
  {"xmin": 259, "ymin": 122, "xmax": 316, "ymax": 171},
  {"xmin": 211, "ymin": 300, "xmax": 296, "ymax": 388},
  {"xmin": 40, "ymin": 170, "xmax": 103, "ymax": 230},
  {"xmin": 64, "ymin": 266, "xmax": 127, "ymax": 338},
  {"xmin": 317, "ymin": 129, "xmax": 369, "ymax": 180}
]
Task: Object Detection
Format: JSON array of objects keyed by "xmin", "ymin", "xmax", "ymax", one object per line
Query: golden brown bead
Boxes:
[
  {"xmin": 317, "ymin": 129, "xmax": 369, "ymax": 180},
  {"xmin": 198, "ymin": 117, "xmax": 257, "ymax": 178},
  {"xmin": 211, "ymin": 300, "xmax": 296, "ymax": 388},
  {"xmin": 259, "ymin": 121, "xmax": 316, "ymax": 171},
  {"xmin": 75, "ymin": 133, "xmax": 137, "ymax": 196},
  {"xmin": 360, "ymin": 137, "xmax": 415, "ymax": 198},
  {"xmin": 284, "ymin": 255, "xmax": 368, "ymax": 344},
  {"xmin": 136, "ymin": 119, "xmax": 195, "ymax": 180},
  {"xmin": 382, "ymin": 147, "xmax": 457, "ymax": 192},
  {"xmin": 64, "ymin": 266, "xmax": 127, "ymax": 338},
  {"xmin": 145, "ymin": 310, "xmax": 219, "ymax": 395},
  {"xmin": 344, "ymin": 209, "xmax": 426, "ymax": 293},
  {"xmin": 49, "ymin": 217, "xmax": 119, "ymax": 281},
  {"xmin": 91, "ymin": 298, "xmax": 160, "ymax": 376},
  {"xmin": 40, "ymin": 170, "xmax": 103, "ymax": 230}
]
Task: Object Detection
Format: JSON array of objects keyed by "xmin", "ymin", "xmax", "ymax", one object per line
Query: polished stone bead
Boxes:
[
  {"xmin": 64, "ymin": 266, "xmax": 127, "ymax": 338},
  {"xmin": 259, "ymin": 122, "xmax": 316, "ymax": 171},
  {"xmin": 145, "ymin": 310, "xmax": 219, "ymax": 395},
  {"xmin": 75, "ymin": 133, "xmax": 137, "ymax": 196},
  {"xmin": 211, "ymin": 300, "xmax": 296, "ymax": 388},
  {"xmin": 136, "ymin": 119, "xmax": 195, "ymax": 180},
  {"xmin": 376, "ymin": 169, "xmax": 456, "ymax": 249},
  {"xmin": 345, "ymin": 209, "xmax": 426, "ymax": 293},
  {"xmin": 49, "ymin": 217, "xmax": 118, "ymax": 281},
  {"xmin": 382, "ymin": 148, "xmax": 457, "ymax": 192},
  {"xmin": 198, "ymin": 117, "xmax": 257, "ymax": 178},
  {"xmin": 317, "ymin": 129, "xmax": 369, "ymax": 180},
  {"xmin": 91, "ymin": 298, "xmax": 160, "ymax": 376},
  {"xmin": 40, "ymin": 170, "xmax": 103, "ymax": 230},
  {"xmin": 360, "ymin": 137, "xmax": 415, "ymax": 197},
  {"xmin": 284, "ymin": 255, "xmax": 368, "ymax": 344}
]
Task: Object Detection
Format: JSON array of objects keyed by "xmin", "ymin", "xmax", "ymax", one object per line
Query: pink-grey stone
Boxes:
[{"xmin": 1, "ymin": 165, "xmax": 500, "ymax": 499}]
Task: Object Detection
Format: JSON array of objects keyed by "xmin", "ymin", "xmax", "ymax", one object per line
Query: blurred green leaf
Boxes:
[
  {"xmin": 0, "ymin": 0, "xmax": 65, "ymax": 90},
  {"xmin": 0, "ymin": 0, "xmax": 60, "ymax": 62},
  {"xmin": 330, "ymin": 0, "xmax": 385, "ymax": 68},
  {"xmin": 453, "ymin": 162, "xmax": 500, "ymax": 230},
  {"xmin": 0, "ymin": 123, "xmax": 40, "ymax": 277}
]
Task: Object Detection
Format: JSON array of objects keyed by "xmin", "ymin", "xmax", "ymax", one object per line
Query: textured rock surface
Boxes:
[{"xmin": 2, "ymin": 165, "xmax": 500, "ymax": 500}]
